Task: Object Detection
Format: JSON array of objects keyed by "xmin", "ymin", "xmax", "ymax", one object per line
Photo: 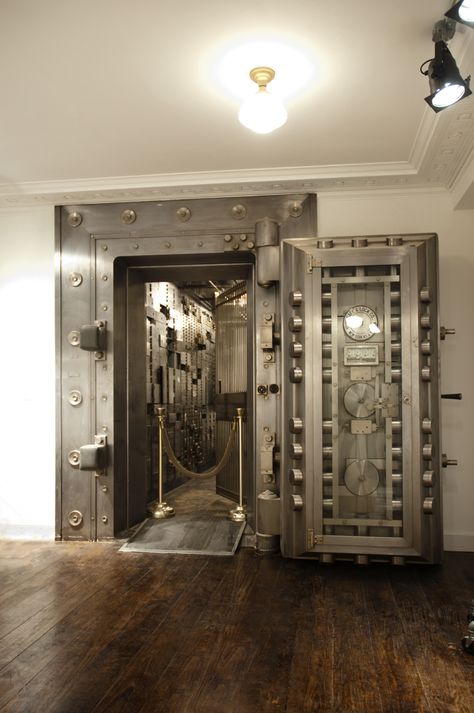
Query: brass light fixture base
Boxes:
[
  {"xmin": 229, "ymin": 504, "xmax": 247, "ymax": 523},
  {"xmin": 149, "ymin": 501, "xmax": 175, "ymax": 519},
  {"xmin": 249, "ymin": 66, "xmax": 275, "ymax": 88}
]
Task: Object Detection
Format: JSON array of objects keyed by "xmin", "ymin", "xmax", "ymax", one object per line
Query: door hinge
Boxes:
[{"xmin": 307, "ymin": 530, "xmax": 324, "ymax": 549}]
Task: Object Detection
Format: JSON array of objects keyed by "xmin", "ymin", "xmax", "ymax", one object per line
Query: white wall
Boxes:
[
  {"xmin": 0, "ymin": 206, "xmax": 55, "ymax": 538},
  {"xmin": 318, "ymin": 189, "xmax": 474, "ymax": 551},
  {"xmin": 0, "ymin": 192, "xmax": 472, "ymax": 550}
]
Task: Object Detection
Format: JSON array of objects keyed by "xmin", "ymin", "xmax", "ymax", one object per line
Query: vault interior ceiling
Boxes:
[{"xmin": 0, "ymin": 0, "xmax": 473, "ymax": 205}]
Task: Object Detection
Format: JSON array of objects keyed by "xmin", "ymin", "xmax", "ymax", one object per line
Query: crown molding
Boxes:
[
  {"xmin": 450, "ymin": 145, "xmax": 474, "ymax": 209},
  {"xmin": 0, "ymin": 161, "xmax": 433, "ymax": 208}
]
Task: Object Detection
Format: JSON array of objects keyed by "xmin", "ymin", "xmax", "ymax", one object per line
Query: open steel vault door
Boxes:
[{"xmin": 280, "ymin": 234, "xmax": 444, "ymax": 563}]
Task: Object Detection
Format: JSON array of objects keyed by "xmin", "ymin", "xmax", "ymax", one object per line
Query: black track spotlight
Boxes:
[
  {"xmin": 445, "ymin": 1, "xmax": 474, "ymax": 28},
  {"xmin": 421, "ymin": 40, "xmax": 472, "ymax": 112}
]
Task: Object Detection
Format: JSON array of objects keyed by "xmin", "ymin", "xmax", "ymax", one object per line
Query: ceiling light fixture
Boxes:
[
  {"xmin": 420, "ymin": 38, "xmax": 472, "ymax": 112},
  {"xmin": 238, "ymin": 66, "xmax": 287, "ymax": 134},
  {"xmin": 445, "ymin": 0, "xmax": 474, "ymax": 27}
]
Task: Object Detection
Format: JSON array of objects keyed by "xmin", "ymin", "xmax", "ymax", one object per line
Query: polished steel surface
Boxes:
[
  {"xmin": 280, "ymin": 233, "xmax": 443, "ymax": 563},
  {"xmin": 56, "ymin": 194, "xmax": 317, "ymax": 541}
]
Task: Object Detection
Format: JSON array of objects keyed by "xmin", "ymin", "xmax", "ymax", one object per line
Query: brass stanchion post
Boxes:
[
  {"xmin": 229, "ymin": 408, "xmax": 247, "ymax": 523},
  {"xmin": 149, "ymin": 407, "xmax": 175, "ymax": 519}
]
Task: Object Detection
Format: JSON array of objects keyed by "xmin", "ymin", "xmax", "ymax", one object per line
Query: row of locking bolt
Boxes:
[
  {"xmin": 287, "ymin": 289, "xmax": 305, "ymax": 512},
  {"xmin": 419, "ymin": 286, "xmax": 459, "ymax": 516}
]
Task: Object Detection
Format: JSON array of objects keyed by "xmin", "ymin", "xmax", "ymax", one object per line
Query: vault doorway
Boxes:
[{"xmin": 114, "ymin": 257, "xmax": 255, "ymax": 552}]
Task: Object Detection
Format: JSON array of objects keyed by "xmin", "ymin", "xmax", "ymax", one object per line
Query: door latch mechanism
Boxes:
[{"xmin": 79, "ymin": 321, "xmax": 107, "ymax": 359}]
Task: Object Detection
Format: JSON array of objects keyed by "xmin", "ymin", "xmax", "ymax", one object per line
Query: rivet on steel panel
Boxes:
[
  {"xmin": 176, "ymin": 206, "xmax": 191, "ymax": 222},
  {"xmin": 231, "ymin": 204, "xmax": 247, "ymax": 220},
  {"xmin": 67, "ymin": 212, "xmax": 83, "ymax": 228},
  {"xmin": 69, "ymin": 272, "xmax": 83, "ymax": 287},
  {"xmin": 121, "ymin": 209, "xmax": 136, "ymax": 224},
  {"xmin": 68, "ymin": 450, "xmax": 80, "ymax": 467},
  {"xmin": 68, "ymin": 510, "xmax": 83, "ymax": 527},
  {"xmin": 68, "ymin": 330, "xmax": 80, "ymax": 346},
  {"xmin": 68, "ymin": 390, "xmax": 82, "ymax": 407},
  {"xmin": 289, "ymin": 201, "xmax": 303, "ymax": 218}
]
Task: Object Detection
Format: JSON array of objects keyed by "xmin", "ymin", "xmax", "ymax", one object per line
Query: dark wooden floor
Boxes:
[{"xmin": 0, "ymin": 541, "xmax": 474, "ymax": 713}]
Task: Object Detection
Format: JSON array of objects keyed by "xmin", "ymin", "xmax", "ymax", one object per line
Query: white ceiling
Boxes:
[{"xmin": 0, "ymin": 0, "xmax": 473, "ymax": 207}]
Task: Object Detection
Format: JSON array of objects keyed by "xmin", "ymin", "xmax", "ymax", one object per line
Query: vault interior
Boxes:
[{"xmin": 113, "ymin": 259, "xmax": 255, "ymax": 535}]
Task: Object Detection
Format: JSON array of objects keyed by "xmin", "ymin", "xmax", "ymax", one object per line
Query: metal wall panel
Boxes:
[{"xmin": 56, "ymin": 194, "xmax": 318, "ymax": 539}]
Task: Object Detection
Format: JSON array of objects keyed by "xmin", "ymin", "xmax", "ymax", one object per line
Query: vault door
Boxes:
[{"xmin": 281, "ymin": 234, "xmax": 442, "ymax": 563}]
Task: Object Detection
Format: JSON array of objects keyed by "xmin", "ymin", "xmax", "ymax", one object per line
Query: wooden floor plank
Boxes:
[
  {"xmin": 0, "ymin": 549, "xmax": 154, "ymax": 709},
  {"xmin": 1, "ymin": 543, "xmax": 474, "ymax": 713},
  {"xmin": 363, "ymin": 568, "xmax": 433, "ymax": 713},
  {"xmin": 0, "ymin": 554, "xmax": 210, "ymax": 713},
  {"xmin": 390, "ymin": 569, "xmax": 474, "ymax": 713},
  {"xmin": 285, "ymin": 564, "xmax": 335, "ymax": 713}
]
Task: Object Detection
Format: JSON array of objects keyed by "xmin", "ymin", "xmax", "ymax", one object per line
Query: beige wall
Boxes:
[
  {"xmin": 0, "ymin": 207, "xmax": 55, "ymax": 538},
  {"xmin": 0, "ymin": 192, "xmax": 472, "ymax": 549}
]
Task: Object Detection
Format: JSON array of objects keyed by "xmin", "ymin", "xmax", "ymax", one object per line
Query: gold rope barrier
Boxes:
[
  {"xmin": 161, "ymin": 417, "xmax": 237, "ymax": 479},
  {"xmin": 149, "ymin": 407, "xmax": 245, "ymax": 521}
]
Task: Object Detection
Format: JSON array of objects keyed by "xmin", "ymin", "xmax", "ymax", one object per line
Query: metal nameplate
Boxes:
[{"xmin": 344, "ymin": 344, "xmax": 379, "ymax": 366}]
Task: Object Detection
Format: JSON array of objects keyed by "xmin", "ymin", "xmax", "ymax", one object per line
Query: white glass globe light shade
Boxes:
[{"xmin": 238, "ymin": 87, "xmax": 287, "ymax": 134}]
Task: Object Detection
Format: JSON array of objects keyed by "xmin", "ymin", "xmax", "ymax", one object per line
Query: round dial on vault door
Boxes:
[
  {"xmin": 343, "ymin": 382, "xmax": 376, "ymax": 418},
  {"xmin": 344, "ymin": 459, "xmax": 380, "ymax": 496},
  {"xmin": 343, "ymin": 305, "xmax": 379, "ymax": 341}
]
